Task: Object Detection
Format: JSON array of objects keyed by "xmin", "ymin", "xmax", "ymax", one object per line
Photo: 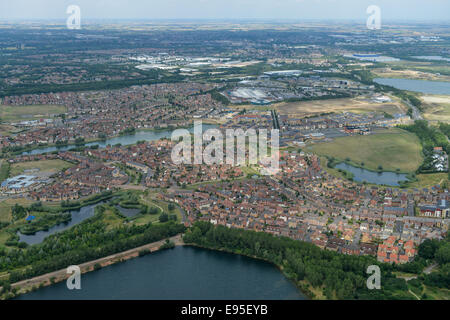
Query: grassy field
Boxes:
[
  {"xmin": 382, "ymin": 60, "xmax": 450, "ymax": 80},
  {"xmin": 421, "ymin": 94, "xmax": 450, "ymax": 123},
  {"xmin": 373, "ymin": 67, "xmax": 450, "ymax": 82},
  {"xmin": 406, "ymin": 173, "xmax": 448, "ymax": 189},
  {"xmin": 9, "ymin": 159, "xmax": 73, "ymax": 177},
  {"xmin": 0, "ymin": 198, "xmax": 34, "ymax": 223},
  {"xmin": 0, "ymin": 124, "xmax": 21, "ymax": 136},
  {"xmin": 101, "ymin": 208, "xmax": 126, "ymax": 230},
  {"xmin": 309, "ymin": 128, "xmax": 423, "ymax": 173},
  {"xmin": 0, "ymin": 104, "xmax": 67, "ymax": 122},
  {"xmin": 138, "ymin": 193, "xmax": 182, "ymax": 225},
  {"xmin": 274, "ymin": 97, "xmax": 406, "ymax": 117}
]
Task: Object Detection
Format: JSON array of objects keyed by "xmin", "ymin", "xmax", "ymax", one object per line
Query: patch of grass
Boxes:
[
  {"xmin": 0, "ymin": 124, "xmax": 21, "ymax": 136},
  {"xmin": 275, "ymin": 97, "xmax": 405, "ymax": 117},
  {"xmin": 0, "ymin": 198, "xmax": 34, "ymax": 223},
  {"xmin": 0, "ymin": 104, "xmax": 67, "ymax": 122},
  {"xmin": 132, "ymin": 214, "xmax": 161, "ymax": 226},
  {"xmin": 405, "ymin": 173, "xmax": 448, "ymax": 189},
  {"xmin": 139, "ymin": 194, "xmax": 182, "ymax": 223},
  {"xmin": 240, "ymin": 165, "xmax": 261, "ymax": 177},
  {"xmin": 309, "ymin": 128, "xmax": 423, "ymax": 173},
  {"xmin": 9, "ymin": 159, "xmax": 73, "ymax": 177},
  {"xmin": 0, "ymin": 230, "xmax": 10, "ymax": 246},
  {"xmin": 0, "ymin": 160, "xmax": 10, "ymax": 181},
  {"xmin": 422, "ymin": 284, "xmax": 450, "ymax": 300},
  {"xmin": 421, "ymin": 94, "xmax": 450, "ymax": 123},
  {"xmin": 100, "ymin": 207, "xmax": 126, "ymax": 230}
]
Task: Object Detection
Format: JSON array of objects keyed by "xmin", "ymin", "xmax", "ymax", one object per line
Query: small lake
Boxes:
[
  {"xmin": 21, "ymin": 124, "xmax": 217, "ymax": 155},
  {"xmin": 18, "ymin": 201, "xmax": 107, "ymax": 245},
  {"xmin": 335, "ymin": 163, "xmax": 409, "ymax": 187},
  {"xmin": 115, "ymin": 205, "xmax": 141, "ymax": 218},
  {"xmin": 16, "ymin": 246, "xmax": 305, "ymax": 300},
  {"xmin": 374, "ymin": 78, "xmax": 450, "ymax": 95}
]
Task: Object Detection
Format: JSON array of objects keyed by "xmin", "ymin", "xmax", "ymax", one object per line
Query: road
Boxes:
[
  {"xmin": 404, "ymin": 99, "xmax": 423, "ymax": 120},
  {"xmin": 424, "ymin": 262, "xmax": 438, "ymax": 274}
]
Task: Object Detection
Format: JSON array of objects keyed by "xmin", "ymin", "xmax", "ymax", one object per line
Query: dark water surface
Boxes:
[
  {"xmin": 335, "ymin": 162, "xmax": 409, "ymax": 186},
  {"xmin": 17, "ymin": 246, "xmax": 305, "ymax": 300},
  {"xmin": 18, "ymin": 201, "xmax": 107, "ymax": 245}
]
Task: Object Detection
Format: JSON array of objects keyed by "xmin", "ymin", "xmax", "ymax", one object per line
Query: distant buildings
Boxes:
[{"xmin": 1, "ymin": 175, "xmax": 41, "ymax": 193}]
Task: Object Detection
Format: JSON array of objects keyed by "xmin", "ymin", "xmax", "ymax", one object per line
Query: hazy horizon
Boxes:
[{"xmin": 1, "ymin": 0, "xmax": 449, "ymax": 21}]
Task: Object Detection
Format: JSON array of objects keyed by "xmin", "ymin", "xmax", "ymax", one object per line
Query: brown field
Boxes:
[
  {"xmin": 421, "ymin": 95, "xmax": 450, "ymax": 123},
  {"xmin": 274, "ymin": 97, "xmax": 406, "ymax": 117}
]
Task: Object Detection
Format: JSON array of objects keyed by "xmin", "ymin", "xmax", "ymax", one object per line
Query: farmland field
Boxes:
[
  {"xmin": 309, "ymin": 128, "xmax": 423, "ymax": 173},
  {"xmin": 0, "ymin": 104, "xmax": 67, "ymax": 122}
]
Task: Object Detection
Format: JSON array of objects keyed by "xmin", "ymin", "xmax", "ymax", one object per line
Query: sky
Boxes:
[{"xmin": 0, "ymin": 0, "xmax": 449, "ymax": 21}]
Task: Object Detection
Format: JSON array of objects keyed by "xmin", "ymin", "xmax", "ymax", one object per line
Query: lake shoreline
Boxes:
[
  {"xmin": 17, "ymin": 123, "xmax": 217, "ymax": 156},
  {"xmin": 7, "ymin": 234, "xmax": 310, "ymax": 300},
  {"xmin": 7, "ymin": 234, "xmax": 184, "ymax": 299},
  {"xmin": 184, "ymin": 243, "xmax": 311, "ymax": 300}
]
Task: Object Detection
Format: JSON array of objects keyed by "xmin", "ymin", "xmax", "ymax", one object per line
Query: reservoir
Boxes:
[
  {"xmin": 16, "ymin": 246, "xmax": 305, "ymax": 300},
  {"xmin": 335, "ymin": 162, "xmax": 409, "ymax": 186},
  {"xmin": 374, "ymin": 78, "xmax": 450, "ymax": 95},
  {"xmin": 21, "ymin": 124, "xmax": 217, "ymax": 155}
]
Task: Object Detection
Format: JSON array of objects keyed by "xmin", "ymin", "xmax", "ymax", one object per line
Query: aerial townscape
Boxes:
[{"xmin": 0, "ymin": 2, "xmax": 449, "ymax": 303}]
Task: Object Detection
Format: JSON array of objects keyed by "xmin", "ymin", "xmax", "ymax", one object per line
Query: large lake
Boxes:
[
  {"xmin": 335, "ymin": 163, "xmax": 409, "ymax": 186},
  {"xmin": 21, "ymin": 124, "xmax": 217, "ymax": 155},
  {"xmin": 16, "ymin": 246, "xmax": 305, "ymax": 300},
  {"xmin": 374, "ymin": 78, "xmax": 450, "ymax": 95}
]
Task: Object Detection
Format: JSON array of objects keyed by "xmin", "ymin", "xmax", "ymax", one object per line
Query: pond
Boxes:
[
  {"xmin": 115, "ymin": 205, "xmax": 141, "ymax": 218},
  {"xmin": 335, "ymin": 162, "xmax": 409, "ymax": 187}
]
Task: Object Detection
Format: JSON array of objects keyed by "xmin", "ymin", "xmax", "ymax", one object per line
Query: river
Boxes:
[
  {"xmin": 374, "ymin": 78, "xmax": 450, "ymax": 95},
  {"xmin": 16, "ymin": 246, "xmax": 305, "ymax": 300},
  {"xmin": 21, "ymin": 124, "xmax": 217, "ymax": 155}
]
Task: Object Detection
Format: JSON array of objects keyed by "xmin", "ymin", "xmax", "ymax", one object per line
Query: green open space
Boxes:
[
  {"xmin": 309, "ymin": 128, "xmax": 423, "ymax": 173},
  {"xmin": 0, "ymin": 104, "xmax": 67, "ymax": 122},
  {"xmin": 9, "ymin": 159, "xmax": 73, "ymax": 177}
]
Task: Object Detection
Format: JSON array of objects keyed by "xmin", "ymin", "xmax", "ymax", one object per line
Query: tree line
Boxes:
[{"xmin": 183, "ymin": 221, "xmax": 448, "ymax": 299}]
